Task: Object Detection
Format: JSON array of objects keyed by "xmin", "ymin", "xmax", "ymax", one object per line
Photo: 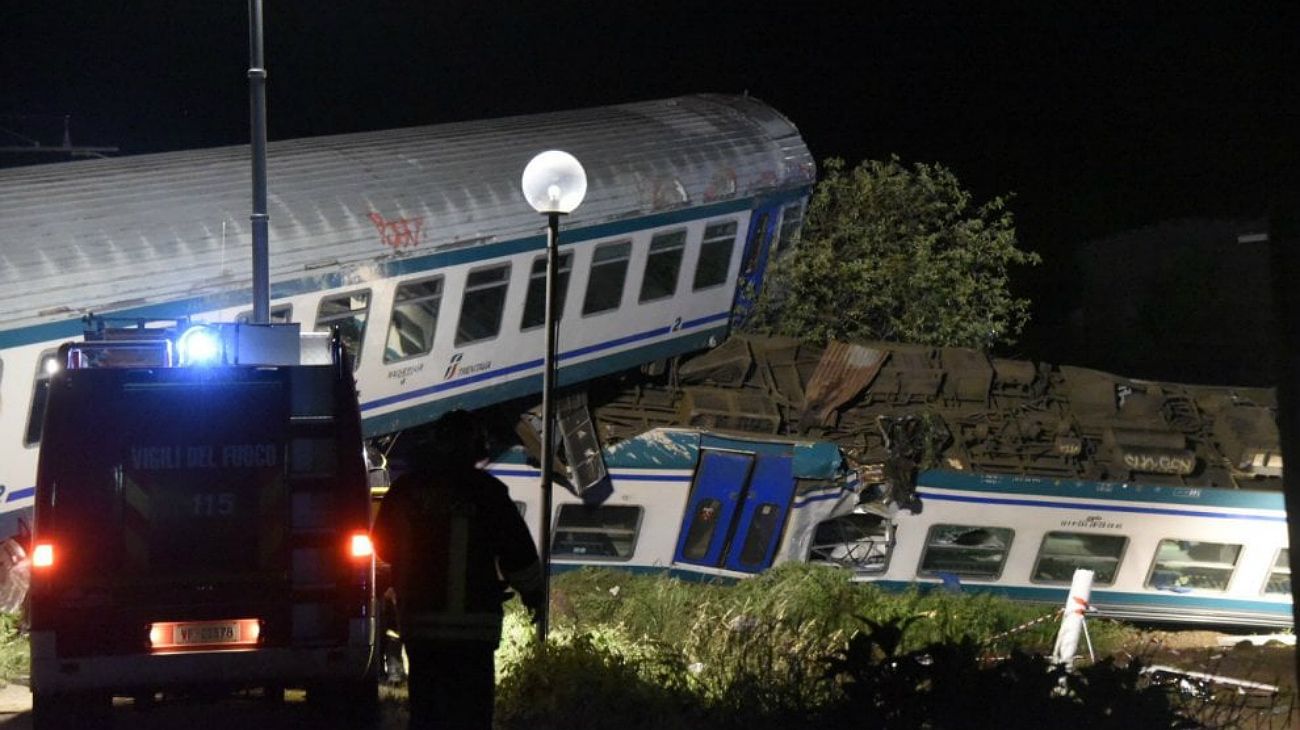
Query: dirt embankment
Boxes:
[
  {"xmin": 1129, "ymin": 630, "xmax": 1294, "ymax": 687},
  {"xmin": 1134, "ymin": 631, "xmax": 1293, "ymax": 681},
  {"xmin": 1120, "ymin": 631, "xmax": 1296, "ymax": 729}
]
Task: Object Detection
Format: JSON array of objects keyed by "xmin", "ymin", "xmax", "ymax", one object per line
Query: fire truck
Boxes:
[{"xmin": 28, "ymin": 319, "xmax": 377, "ymax": 726}]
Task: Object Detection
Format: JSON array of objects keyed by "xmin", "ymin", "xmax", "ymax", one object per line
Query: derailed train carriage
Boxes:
[
  {"xmin": 0, "ymin": 94, "xmax": 815, "ymax": 545},
  {"xmin": 514, "ymin": 335, "xmax": 1290, "ymax": 627},
  {"xmin": 493, "ymin": 428, "xmax": 859, "ymax": 579}
]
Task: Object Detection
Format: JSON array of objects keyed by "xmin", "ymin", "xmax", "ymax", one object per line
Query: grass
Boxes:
[
  {"xmin": 493, "ymin": 566, "xmax": 1288, "ymax": 729},
  {"xmin": 0, "ymin": 568, "xmax": 1287, "ymax": 726},
  {"xmin": 539, "ymin": 563, "xmax": 1137, "ymax": 658},
  {"xmin": 0, "ymin": 614, "xmax": 27, "ymax": 683}
]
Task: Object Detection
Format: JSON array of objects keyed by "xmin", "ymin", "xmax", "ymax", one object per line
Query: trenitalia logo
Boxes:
[
  {"xmin": 443, "ymin": 353, "xmax": 491, "ymax": 381},
  {"xmin": 443, "ymin": 353, "xmax": 463, "ymax": 379}
]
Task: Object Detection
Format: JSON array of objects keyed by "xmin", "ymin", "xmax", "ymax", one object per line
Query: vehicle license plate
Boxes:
[
  {"xmin": 150, "ymin": 618, "xmax": 259, "ymax": 651},
  {"xmin": 174, "ymin": 621, "xmax": 240, "ymax": 646}
]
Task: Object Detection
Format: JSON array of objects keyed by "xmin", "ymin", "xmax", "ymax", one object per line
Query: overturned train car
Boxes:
[{"xmin": 560, "ymin": 335, "xmax": 1288, "ymax": 627}]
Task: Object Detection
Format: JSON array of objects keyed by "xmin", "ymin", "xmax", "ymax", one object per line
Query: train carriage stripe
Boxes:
[
  {"xmin": 360, "ymin": 312, "xmax": 728, "ymax": 413},
  {"xmin": 918, "ymin": 490, "xmax": 1287, "ymax": 522}
]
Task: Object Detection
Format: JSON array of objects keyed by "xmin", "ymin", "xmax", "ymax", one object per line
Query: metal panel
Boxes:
[{"xmin": 800, "ymin": 341, "xmax": 888, "ymax": 429}]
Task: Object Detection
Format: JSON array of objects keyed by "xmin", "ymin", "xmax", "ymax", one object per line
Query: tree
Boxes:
[{"xmin": 749, "ymin": 157, "xmax": 1040, "ymax": 350}]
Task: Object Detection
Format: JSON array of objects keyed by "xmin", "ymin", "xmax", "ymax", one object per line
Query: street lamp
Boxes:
[
  {"xmin": 521, "ymin": 150, "xmax": 587, "ymax": 642},
  {"xmin": 247, "ymin": 0, "xmax": 270, "ymax": 324}
]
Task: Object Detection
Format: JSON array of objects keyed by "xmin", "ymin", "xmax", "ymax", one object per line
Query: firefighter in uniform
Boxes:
[{"xmin": 373, "ymin": 410, "xmax": 543, "ymax": 730}]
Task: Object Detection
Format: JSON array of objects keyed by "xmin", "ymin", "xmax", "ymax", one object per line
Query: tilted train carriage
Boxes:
[{"xmin": 0, "ymin": 94, "xmax": 815, "ymax": 538}]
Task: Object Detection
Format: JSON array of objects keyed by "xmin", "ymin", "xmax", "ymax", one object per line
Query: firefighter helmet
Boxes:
[{"xmin": 424, "ymin": 409, "xmax": 489, "ymax": 467}]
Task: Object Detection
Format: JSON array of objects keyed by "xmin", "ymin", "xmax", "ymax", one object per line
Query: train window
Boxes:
[
  {"xmin": 385, "ymin": 276, "xmax": 443, "ymax": 363},
  {"xmin": 236, "ymin": 304, "xmax": 293, "ymax": 324},
  {"xmin": 808, "ymin": 514, "xmax": 891, "ymax": 572},
  {"xmin": 1146, "ymin": 539, "xmax": 1242, "ymax": 592},
  {"xmin": 315, "ymin": 290, "xmax": 371, "ymax": 369},
  {"xmin": 521, "ymin": 252, "xmax": 572, "ymax": 330},
  {"xmin": 24, "ymin": 350, "xmax": 60, "ymax": 447},
  {"xmin": 774, "ymin": 203, "xmax": 804, "ymax": 257},
  {"xmin": 681, "ymin": 498, "xmax": 722, "ymax": 561},
  {"xmin": 1264, "ymin": 549, "xmax": 1290, "ymax": 595},
  {"xmin": 582, "ymin": 241, "xmax": 631, "ymax": 316},
  {"xmin": 1031, "ymin": 532, "xmax": 1127, "ymax": 585},
  {"xmin": 919, "ymin": 524, "xmax": 1013, "ymax": 580},
  {"xmin": 737, "ymin": 502, "xmax": 781, "ymax": 567},
  {"xmin": 552, "ymin": 504, "xmax": 641, "ymax": 561},
  {"xmin": 456, "ymin": 264, "xmax": 511, "ymax": 346},
  {"xmin": 693, "ymin": 220, "xmax": 738, "ymax": 291},
  {"xmin": 638, "ymin": 229, "xmax": 687, "ymax": 303}
]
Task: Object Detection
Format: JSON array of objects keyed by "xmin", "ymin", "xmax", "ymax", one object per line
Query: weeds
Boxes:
[
  {"xmin": 0, "ymin": 613, "xmax": 27, "ymax": 683},
  {"xmin": 493, "ymin": 566, "xmax": 1292, "ymax": 729}
]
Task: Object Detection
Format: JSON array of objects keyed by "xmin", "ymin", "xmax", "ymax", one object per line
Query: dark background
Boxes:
[{"xmin": 1, "ymin": 3, "xmax": 1293, "ymax": 385}]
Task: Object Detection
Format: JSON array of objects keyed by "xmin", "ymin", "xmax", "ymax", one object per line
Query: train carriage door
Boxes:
[
  {"xmin": 673, "ymin": 449, "xmax": 797, "ymax": 573},
  {"xmin": 675, "ymin": 451, "xmax": 752, "ymax": 568},
  {"xmin": 723, "ymin": 453, "xmax": 795, "ymax": 573},
  {"xmin": 730, "ymin": 202, "xmax": 783, "ymax": 326}
]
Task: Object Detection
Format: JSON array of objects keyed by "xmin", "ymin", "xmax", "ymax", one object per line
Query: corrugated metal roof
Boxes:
[{"xmin": 0, "ymin": 94, "xmax": 814, "ymax": 331}]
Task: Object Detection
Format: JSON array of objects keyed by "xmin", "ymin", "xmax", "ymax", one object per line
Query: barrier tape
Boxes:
[{"xmin": 984, "ymin": 608, "xmax": 1063, "ymax": 645}]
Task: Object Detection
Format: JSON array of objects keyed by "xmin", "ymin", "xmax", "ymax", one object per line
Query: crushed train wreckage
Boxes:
[{"xmin": 587, "ymin": 334, "xmax": 1282, "ymax": 491}]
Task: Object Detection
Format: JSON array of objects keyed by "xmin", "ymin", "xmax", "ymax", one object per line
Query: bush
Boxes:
[
  {"xmin": 490, "ymin": 568, "xmax": 1204, "ymax": 728},
  {"xmin": 495, "ymin": 628, "xmax": 698, "ymax": 730},
  {"xmin": 545, "ymin": 565, "xmax": 1134, "ymax": 657},
  {"xmin": 495, "ymin": 592, "xmax": 1208, "ymax": 730},
  {"xmin": 820, "ymin": 616, "xmax": 1200, "ymax": 729}
]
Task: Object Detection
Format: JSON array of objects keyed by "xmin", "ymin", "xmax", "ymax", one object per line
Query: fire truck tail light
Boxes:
[
  {"xmin": 349, "ymin": 533, "xmax": 373, "ymax": 559},
  {"xmin": 32, "ymin": 542, "xmax": 55, "ymax": 569}
]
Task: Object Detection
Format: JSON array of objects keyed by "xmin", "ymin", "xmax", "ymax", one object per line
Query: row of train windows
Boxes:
[
  {"xmin": 255, "ymin": 220, "xmax": 741, "ymax": 369},
  {"xmin": 917, "ymin": 524, "xmax": 1291, "ymax": 596},
  {"xmin": 541, "ymin": 507, "xmax": 1294, "ymax": 597},
  {"xmin": 20, "ymin": 215, "xmax": 779, "ymax": 447},
  {"xmin": 539, "ymin": 500, "xmax": 781, "ymax": 571}
]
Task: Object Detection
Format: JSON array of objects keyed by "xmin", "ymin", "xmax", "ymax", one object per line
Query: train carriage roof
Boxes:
[{"xmin": 0, "ymin": 94, "xmax": 813, "ymax": 335}]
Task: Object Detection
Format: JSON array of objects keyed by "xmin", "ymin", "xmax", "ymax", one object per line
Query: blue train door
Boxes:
[
  {"xmin": 673, "ymin": 449, "xmax": 797, "ymax": 573},
  {"xmin": 730, "ymin": 201, "xmax": 783, "ymax": 326}
]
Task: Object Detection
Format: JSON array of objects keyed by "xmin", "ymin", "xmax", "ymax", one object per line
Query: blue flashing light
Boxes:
[{"xmin": 177, "ymin": 325, "xmax": 222, "ymax": 366}]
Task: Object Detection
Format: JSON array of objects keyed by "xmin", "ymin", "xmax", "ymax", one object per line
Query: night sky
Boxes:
[{"xmin": 2, "ymin": 3, "xmax": 1294, "ymax": 378}]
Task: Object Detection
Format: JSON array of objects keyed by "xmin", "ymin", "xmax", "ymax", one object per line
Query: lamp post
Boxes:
[
  {"xmin": 521, "ymin": 150, "xmax": 587, "ymax": 642},
  {"xmin": 247, "ymin": 0, "xmax": 270, "ymax": 323}
]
